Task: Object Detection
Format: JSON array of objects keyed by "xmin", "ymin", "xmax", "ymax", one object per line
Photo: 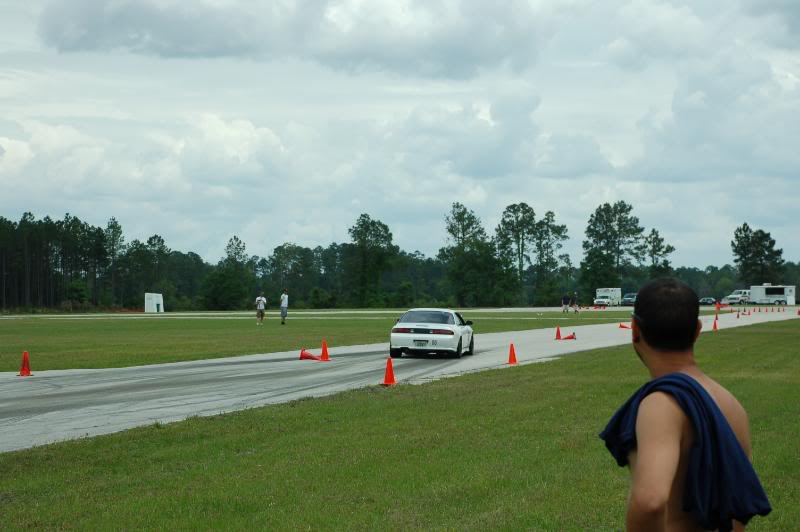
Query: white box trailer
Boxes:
[
  {"xmin": 144, "ymin": 292, "xmax": 165, "ymax": 313},
  {"xmin": 595, "ymin": 288, "xmax": 622, "ymax": 306},
  {"xmin": 748, "ymin": 284, "xmax": 795, "ymax": 305}
]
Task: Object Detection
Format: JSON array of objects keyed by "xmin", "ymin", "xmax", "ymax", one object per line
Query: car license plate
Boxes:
[{"xmin": 414, "ymin": 340, "xmax": 428, "ymax": 347}]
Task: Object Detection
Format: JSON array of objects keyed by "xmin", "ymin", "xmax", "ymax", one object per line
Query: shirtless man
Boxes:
[{"xmin": 601, "ymin": 278, "xmax": 770, "ymax": 531}]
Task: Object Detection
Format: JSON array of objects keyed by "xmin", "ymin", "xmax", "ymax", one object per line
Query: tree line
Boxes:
[{"xmin": 0, "ymin": 202, "xmax": 794, "ymax": 311}]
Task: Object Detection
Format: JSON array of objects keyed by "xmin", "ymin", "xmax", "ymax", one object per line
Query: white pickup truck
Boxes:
[{"xmin": 721, "ymin": 289, "xmax": 750, "ymax": 305}]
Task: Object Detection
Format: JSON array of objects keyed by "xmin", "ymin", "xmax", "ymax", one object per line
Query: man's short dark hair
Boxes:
[{"xmin": 633, "ymin": 278, "xmax": 699, "ymax": 351}]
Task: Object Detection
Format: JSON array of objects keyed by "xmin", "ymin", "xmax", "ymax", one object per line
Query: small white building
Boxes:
[{"xmin": 144, "ymin": 292, "xmax": 165, "ymax": 313}]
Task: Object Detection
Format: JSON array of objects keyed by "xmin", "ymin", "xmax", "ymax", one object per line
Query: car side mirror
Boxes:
[{"xmin": 465, "ymin": 320, "xmax": 473, "ymax": 325}]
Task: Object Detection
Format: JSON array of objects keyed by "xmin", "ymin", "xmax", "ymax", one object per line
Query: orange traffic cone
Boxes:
[
  {"xmin": 555, "ymin": 326, "xmax": 562, "ymax": 340},
  {"xmin": 382, "ymin": 357, "xmax": 396, "ymax": 386},
  {"xmin": 508, "ymin": 343, "xmax": 517, "ymax": 365},
  {"xmin": 562, "ymin": 332, "xmax": 577, "ymax": 340},
  {"xmin": 299, "ymin": 348, "xmax": 321, "ymax": 361},
  {"xmin": 320, "ymin": 339, "xmax": 330, "ymax": 361},
  {"xmin": 18, "ymin": 351, "xmax": 32, "ymax": 377},
  {"xmin": 619, "ymin": 323, "xmax": 631, "ymax": 329}
]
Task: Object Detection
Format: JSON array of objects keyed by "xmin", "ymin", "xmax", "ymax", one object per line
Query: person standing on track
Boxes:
[
  {"xmin": 279, "ymin": 288, "xmax": 289, "ymax": 325},
  {"xmin": 570, "ymin": 291, "xmax": 579, "ymax": 314},
  {"xmin": 255, "ymin": 292, "xmax": 267, "ymax": 325},
  {"xmin": 561, "ymin": 293, "xmax": 570, "ymax": 313},
  {"xmin": 600, "ymin": 278, "xmax": 771, "ymax": 531}
]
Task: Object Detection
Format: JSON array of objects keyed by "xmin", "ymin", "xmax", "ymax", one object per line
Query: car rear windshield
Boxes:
[{"xmin": 399, "ymin": 311, "xmax": 454, "ymax": 324}]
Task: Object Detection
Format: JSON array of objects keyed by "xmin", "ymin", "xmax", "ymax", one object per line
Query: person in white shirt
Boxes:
[
  {"xmin": 255, "ymin": 292, "xmax": 267, "ymax": 325},
  {"xmin": 280, "ymin": 288, "xmax": 289, "ymax": 325}
]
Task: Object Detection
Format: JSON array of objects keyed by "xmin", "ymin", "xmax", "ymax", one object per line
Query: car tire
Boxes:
[
  {"xmin": 453, "ymin": 339, "xmax": 463, "ymax": 359},
  {"xmin": 467, "ymin": 336, "xmax": 474, "ymax": 356},
  {"xmin": 390, "ymin": 347, "xmax": 402, "ymax": 359}
]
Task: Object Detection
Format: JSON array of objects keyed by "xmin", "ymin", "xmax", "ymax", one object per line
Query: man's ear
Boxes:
[
  {"xmin": 694, "ymin": 319, "xmax": 702, "ymax": 341},
  {"xmin": 631, "ymin": 319, "xmax": 641, "ymax": 343}
]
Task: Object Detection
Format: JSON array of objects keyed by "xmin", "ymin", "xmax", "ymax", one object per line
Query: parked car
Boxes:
[
  {"xmin": 389, "ymin": 308, "xmax": 474, "ymax": 359},
  {"xmin": 620, "ymin": 293, "xmax": 637, "ymax": 306},
  {"xmin": 699, "ymin": 297, "xmax": 716, "ymax": 305}
]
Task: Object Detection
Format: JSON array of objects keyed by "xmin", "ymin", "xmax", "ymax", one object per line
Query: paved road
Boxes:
[{"xmin": 0, "ymin": 309, "xmax": 795, "ymax": 453}]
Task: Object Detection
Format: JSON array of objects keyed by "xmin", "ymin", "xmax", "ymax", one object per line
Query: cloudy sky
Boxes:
[{"xmin": 1, "ymin": 0, "xmax": 798, "ymax": 267}]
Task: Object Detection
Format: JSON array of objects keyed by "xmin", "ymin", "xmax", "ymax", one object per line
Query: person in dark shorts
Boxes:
[
  {"xmin": 600, "ymin": 278, "xmax": 770, "ymax": 531},
  {"xmin": 255, "ymin": 292, "xmax": 267, "ymax": 325},
  {"xmin": 561, "ymin": 293, "xmax": 570, "ymax": 313}
]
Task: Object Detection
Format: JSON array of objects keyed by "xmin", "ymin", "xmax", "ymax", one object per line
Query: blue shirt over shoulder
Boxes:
[{"xmin": 599, "ymin": 372, "xmax": 771, "ymax": 531}]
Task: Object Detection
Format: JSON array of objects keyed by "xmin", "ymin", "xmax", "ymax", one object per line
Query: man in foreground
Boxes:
[{"xmin": 600, "ymin": 278, "xmax": 771, "ymax": 531}]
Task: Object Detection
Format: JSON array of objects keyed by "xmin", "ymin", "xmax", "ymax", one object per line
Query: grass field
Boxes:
[
  {"xmin": 0, "ymin": 309, "xmax": 647, "ymax": 371},
  {"xmin": 0, "ymin": 319, "xmax": 796, "ymax": 530}
]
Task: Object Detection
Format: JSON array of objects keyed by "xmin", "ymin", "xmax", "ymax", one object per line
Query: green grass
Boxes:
[
  {"xmin": 0, "ymin": 310, "xmax": 640, "ymax": 371},
  {"xmin": 0, "ymin": 320, "xmax": 796, "ymax": 530}
]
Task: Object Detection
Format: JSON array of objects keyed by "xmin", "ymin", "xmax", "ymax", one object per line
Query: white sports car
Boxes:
[{"xmin": 389, "ymin": 308, "xmax": 474, "ymax": 359}]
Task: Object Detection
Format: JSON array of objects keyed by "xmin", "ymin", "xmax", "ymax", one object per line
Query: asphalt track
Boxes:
[{"xmin": 0, "ymin": 309, "xmax": 795, "ymax": 453}]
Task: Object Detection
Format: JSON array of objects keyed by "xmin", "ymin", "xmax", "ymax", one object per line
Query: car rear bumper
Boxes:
[{"xmin": 390, "ymin": 333, "xmax": 459, "ymax": 352}]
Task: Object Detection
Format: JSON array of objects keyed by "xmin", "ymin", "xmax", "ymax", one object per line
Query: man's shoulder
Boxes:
[
  {"xmin": 634, "ymin": 391, "xmax": 689, "ymax": 451},
  {"xmin": 638, "ymin": 391, "xmax": 685, "ymax": 423}
]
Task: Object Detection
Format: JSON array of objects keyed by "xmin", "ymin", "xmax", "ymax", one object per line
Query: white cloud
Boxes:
[
  {"xmin": 0, "ymin": 136, "xmax": 34, "ymax": 175},
  {"xmin": 604, "ymin": 0, "xmax": 708, "ymax": 70},
  {"xmin": 625, "ymin": 48, "xmax": 800, "ymax": 183},
  {"xmin": 742, "ymin": 0, "xmax": 800, "ymax": 47},
  {"xmin": 37, "ymin": 0, "xmax": 569, "ymax": 78},
  {"xmin": 0, "ymin": 0, "xmax": 797, "ymax": 268}
]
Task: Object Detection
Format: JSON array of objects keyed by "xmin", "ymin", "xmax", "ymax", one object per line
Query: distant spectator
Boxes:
[
  {"xmin": 255, "ymin": 292, "xmax": 267, "ymax": 325},
  {"xmin": 561, "ymin": 294, "xmax": 570, "ymax": 313},
  {"xmin": 280, "ymin": 288, "xmax": 289, "ymax": 325}
]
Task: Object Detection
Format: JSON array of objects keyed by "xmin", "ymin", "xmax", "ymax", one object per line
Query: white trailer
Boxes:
[
  {"xmin": 748, "ymin": 284, "xmax": 795, "ymax": 305},
  {"xmin": 144, "ymin": 292, "xmax": 165, "ymax": 313},
  {"xmin": 595, "ymin": 287, "xmax": 622, "ymax": 306}
]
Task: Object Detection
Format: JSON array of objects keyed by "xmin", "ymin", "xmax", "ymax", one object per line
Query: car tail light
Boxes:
[
  {"xmin": 392, "ymin": 327, "xmax": 412, "ymax": 333},
  {"xmin": 431, "ymin": 329, "xmax": 455, "ymax": 335}
]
